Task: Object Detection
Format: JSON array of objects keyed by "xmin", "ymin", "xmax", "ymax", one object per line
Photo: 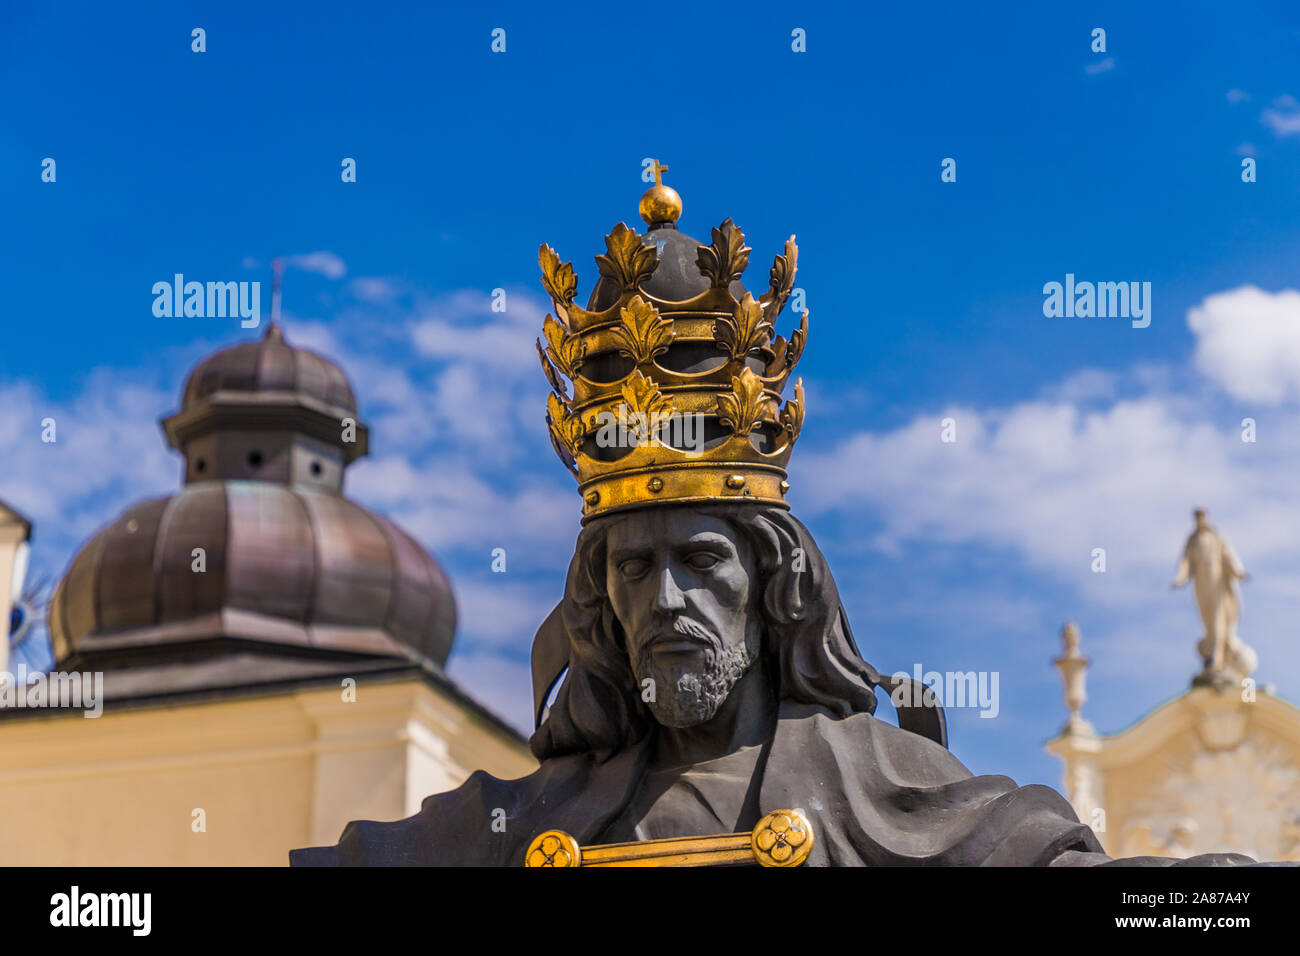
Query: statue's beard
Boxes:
[{"xmin": 631, "ymin": 616, "xmax": 757, "ymax": 728}]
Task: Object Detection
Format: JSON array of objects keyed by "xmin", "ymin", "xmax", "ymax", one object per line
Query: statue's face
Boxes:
[{"xmin": 604, "ymin": 510, "xmax": 762, "ymax": 728}]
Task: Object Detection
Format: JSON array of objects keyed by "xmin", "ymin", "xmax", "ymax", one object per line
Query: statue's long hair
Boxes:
[{"xmin": 529, "ymin": 505, "xmax": 881, "ymax": 761}]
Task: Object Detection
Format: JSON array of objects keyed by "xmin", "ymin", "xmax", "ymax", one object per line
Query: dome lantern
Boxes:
[{"xmin": 160, "ymin": 321, "xmax": 368, "ymax": 494}]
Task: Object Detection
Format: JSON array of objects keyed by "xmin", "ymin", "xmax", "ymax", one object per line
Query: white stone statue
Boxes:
[{"xmin": 1172, "ymin": 508, "xmax": 1256, "ymax": 683}]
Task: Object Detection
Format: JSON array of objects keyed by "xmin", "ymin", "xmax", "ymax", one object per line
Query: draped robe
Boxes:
[{"xmin": 290, "ymin": 700, "xmax": 1254, "ymax": 867}]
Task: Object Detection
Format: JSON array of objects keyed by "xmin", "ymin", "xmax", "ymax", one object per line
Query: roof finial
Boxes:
[
  {"xmin": 271, "ymin": 258, "xmax": 284, "ymax": 322},
  {"xmin": 1054, "ymin": 621, "xmax": 1094, "ymax": 736},
  {"xmin": 265, "ymin": 258, "xmax": 285, "ymax": 341}
]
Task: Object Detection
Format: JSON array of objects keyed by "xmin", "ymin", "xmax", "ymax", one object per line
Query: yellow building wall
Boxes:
[
  {"xmin": 0, "ymin": 678, "xmax": 536, "ymax": 865},
  {"xmin": 1049, "ymin": 687, "xmax": 1300, "ymax": 861}
]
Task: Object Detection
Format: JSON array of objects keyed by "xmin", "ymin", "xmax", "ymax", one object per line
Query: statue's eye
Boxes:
[
  {"xmin": 685, "ymin": 552, "xmax": 721, "ymax": 571},
  {"xmin": 619, "ymin": 558, "xmax": 650, "ymax": 579}
]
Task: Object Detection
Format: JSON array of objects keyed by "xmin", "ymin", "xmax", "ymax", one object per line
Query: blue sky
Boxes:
[{"xmin": 4, "ymin": 0, "xmax": 1300, "ymax": 789}]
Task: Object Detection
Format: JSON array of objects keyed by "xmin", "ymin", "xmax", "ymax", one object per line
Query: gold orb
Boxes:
[{"xmin": 639, "ymin": 184, "xmax": 682, "ymax": 225}]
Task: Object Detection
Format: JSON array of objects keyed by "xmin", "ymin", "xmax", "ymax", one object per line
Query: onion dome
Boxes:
[
  {"xmin": 49, "ymin": 482, "xmax": 454, "ymax": 666},
  {"xmin": 50, "ymin": 321, "xmax": 456, "ymax": 688}
]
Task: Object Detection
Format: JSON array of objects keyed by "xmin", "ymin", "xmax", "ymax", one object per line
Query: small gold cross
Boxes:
[{"xmin": 649, "ymin": 159, "xmax": 669, "ymax": 186}]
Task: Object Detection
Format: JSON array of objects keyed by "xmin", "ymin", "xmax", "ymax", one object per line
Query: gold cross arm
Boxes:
[
  {"xmin": 524, "ymin": 809, "xmax": 813, "ymax": 868},
  {"xmin": 650, "ymin": 159, "xmax": 669, "ymax": 186}
]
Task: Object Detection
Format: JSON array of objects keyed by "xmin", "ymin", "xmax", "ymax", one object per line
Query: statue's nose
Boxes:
[{"xmin": 654, "ymin": 566, "xmax": 686, "ymax": 614}]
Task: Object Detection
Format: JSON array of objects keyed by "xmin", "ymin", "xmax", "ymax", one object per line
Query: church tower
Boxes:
[{"xmin": 0, "ymin": 288, "xmax": 534, "ymax": 865}]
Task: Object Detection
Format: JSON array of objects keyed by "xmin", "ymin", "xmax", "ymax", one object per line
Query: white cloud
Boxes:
[
  {"xmin": 412, "ymin": 320, "xmax": 539, "ymax": 372},
  {"xmin": 349, "ymin": 456, "xmax": 575, "ymax": 557},
  {"xmin": 1042, "ymin": 368, "xmax": 1118, "ymax": 404},
  {"xmin": 1085, "ymin": 57, "xmax": 1115, "ymax": 75},
  {"xmin": 796, "ymin": 397, "xmax": 1268, "ymax": 593},
  {"xmin": 278, "ymin": 319, "xmax": 342, "ymax": 357},
  {"xmin": 284, "ymin": 251, "xmax": 347, "ymax": 280},
  {"xmin": 0, "ymin": 373, "xmax": 177, "ymax": 555},
  {"xmin": 1227, "ymin": 89, "xmax": 1251, "ymax": 104},
  {"xmin": 309, "ymin": 286, "xmax": 582, "ymax": 560},
  {"xmin": 1261, "ymin": 95, "xmax": 1300, "ymax": 136},
  {"xmin": 410, "ymin": 289, "xmax": 547, "ymax": 373},
  {"xmin": 348, "ymin": 277, "xmax": 401, "ymax": 303},
  {"xmin": 1188, "ymin": 286, "xmax": 1300, "ymax": 404}
]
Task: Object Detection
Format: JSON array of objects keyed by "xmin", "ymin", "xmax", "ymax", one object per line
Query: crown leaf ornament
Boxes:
[
  {"xmin": 612, "ymin": 296, "xmax": 675, "ymax": 365},
  {"xmin": 596, "ymin": 223, "xmax": 660, "ymax": 291},
  {"xmin": 714, "ymin": 293, "xmax": 773, "ymax": 361},
  {"xmin": 538, "ymin": 163, "xmax": 809, "ymax": 521},
  {"xmin": 697, "ymin": 218, "xmax": 752, "ymax": 288},
  {"xmin": 717, "ymin": 368, "xmax": 775, "ymax": 437}
]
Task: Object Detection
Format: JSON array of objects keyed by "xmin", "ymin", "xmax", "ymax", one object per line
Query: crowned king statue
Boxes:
[{"xmin": 293, "ymin": 168, "xmax": 1266, "ymax": 867}]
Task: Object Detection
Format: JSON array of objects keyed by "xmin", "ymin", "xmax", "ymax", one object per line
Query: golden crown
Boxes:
[{"xmin": 537, "ymin": 162, "xmax": 808, "ymax": 522}]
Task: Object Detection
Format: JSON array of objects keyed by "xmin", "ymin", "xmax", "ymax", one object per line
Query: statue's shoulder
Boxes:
[
  {"xmin": 763, "ymin": 701, "xmax": 1107, "ymax": 865},
  {"xmin": 774, "ymin": 700, "xmax": 976, "ymax": 786}
]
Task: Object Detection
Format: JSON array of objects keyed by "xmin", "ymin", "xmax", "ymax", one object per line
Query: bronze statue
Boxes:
[{"xmin": 291, "ymin": 170, "xmax": 1261, "ymax": 867}]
